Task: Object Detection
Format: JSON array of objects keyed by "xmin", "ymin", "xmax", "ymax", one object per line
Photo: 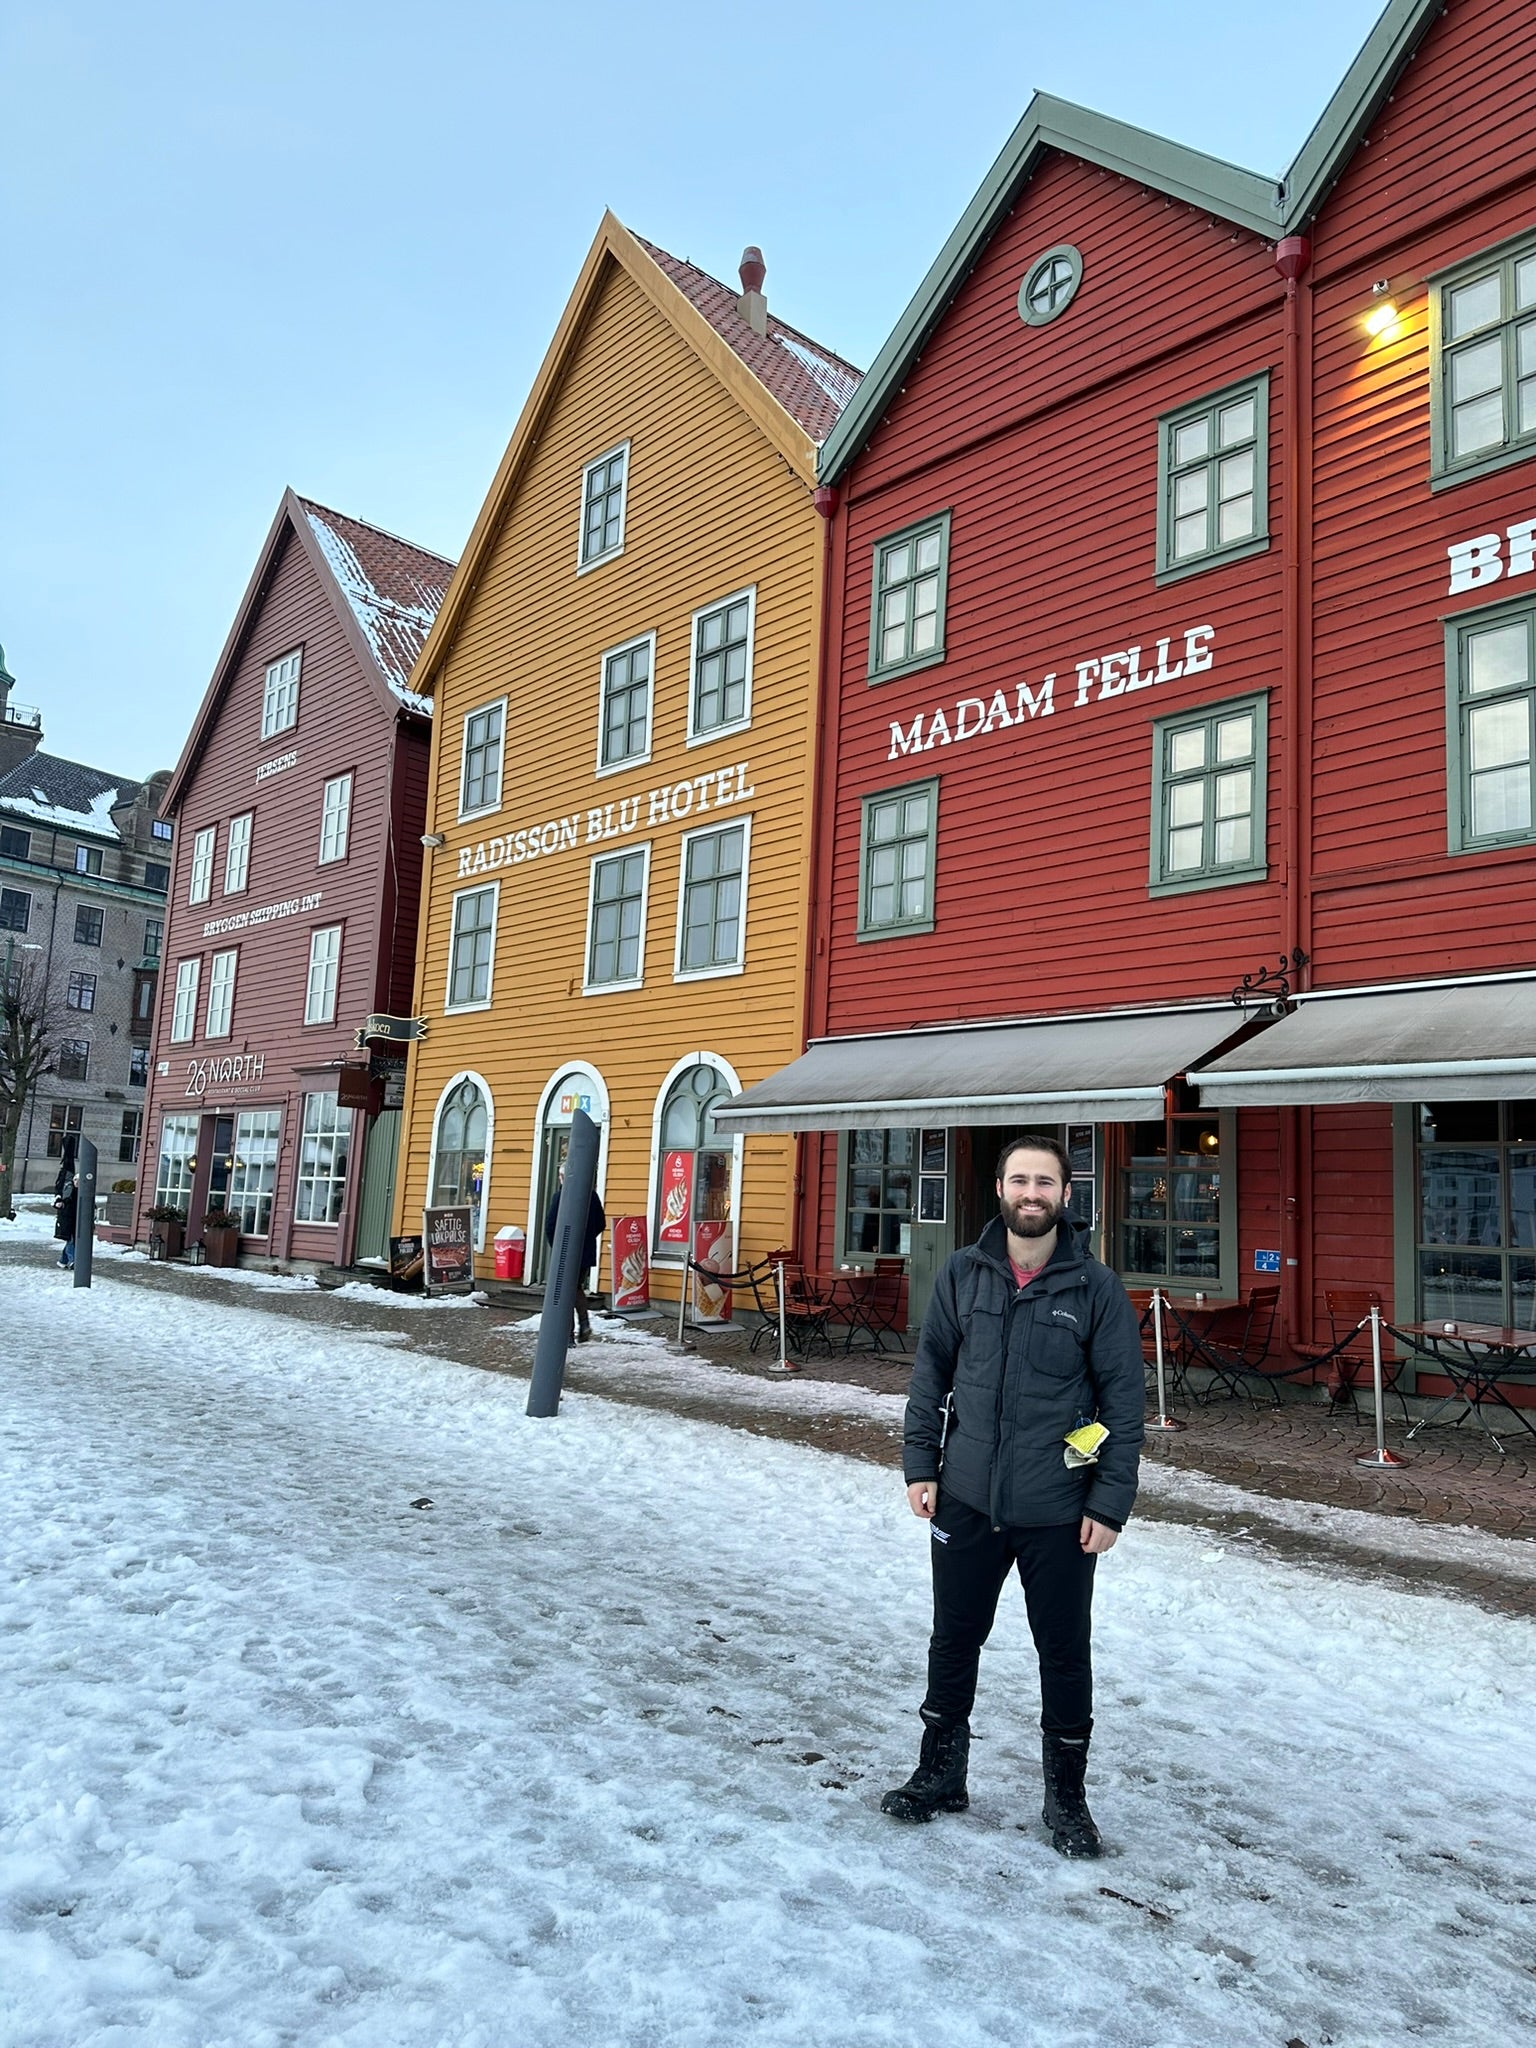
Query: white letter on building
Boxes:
[
  {"xmin": 1073, "ymin": 659, "xmax": 1100, "ymax": 708},
  {"xmin": 1017, "ymin": 673, "xmax": 1055, "ymax": 719},
  {"xmin": 1182, "ymin": 625, "xmax": 1215, "ymax": 674},
  {"xmin": 1506, "ymin": 519, "xmax": 1536, "ymax": 579},
  {"xmin": 1447, "ymin": 533, "xmax": 1503, "ymax": 595},
  {"xmin": 889, "ymin": 715, "xmax": 925, "ymax": 760}
]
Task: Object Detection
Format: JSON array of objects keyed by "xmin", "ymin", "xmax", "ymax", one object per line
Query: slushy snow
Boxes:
[{"xmin": 3, "ymin": 1257, "xmax": 1534, "ymax": 2047}]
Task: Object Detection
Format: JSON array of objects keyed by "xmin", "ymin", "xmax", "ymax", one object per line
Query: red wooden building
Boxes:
[
  {"xmin": 721, "ymin": 0, "xmax": 1536, "ymax": 1387},
  {"xmin": 137, "ymin": 492, "xmax": 452, "ymax": 1269}
]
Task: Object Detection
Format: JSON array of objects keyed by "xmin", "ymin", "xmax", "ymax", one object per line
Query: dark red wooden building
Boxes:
[
  {"xmin": 137, "ymin": 491, "xmax": 452, "ymax": 1269},
  {"xmin": 720, "ymin": 0, "xmax": 1536, "ymax": 1397}
]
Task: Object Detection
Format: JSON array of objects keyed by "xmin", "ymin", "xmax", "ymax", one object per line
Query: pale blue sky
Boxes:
[{"xmin": 3, "ymin": 0, "xmax": 1388, "ymax": 781}]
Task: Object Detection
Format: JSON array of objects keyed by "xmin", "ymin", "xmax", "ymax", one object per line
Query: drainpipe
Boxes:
[
  {"xmin": 798, "ymin": 482, "xmax": 841, "ymax": 1264},
  {"xmin": 1275, "ymin": 233, "xmax": 1313, "ymax": 1355}
]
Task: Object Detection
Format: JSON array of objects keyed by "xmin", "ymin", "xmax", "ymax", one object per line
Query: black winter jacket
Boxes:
[
  {"xmin": 544, "ymin": 1188, "xmax": 606, "ymax": 1275},
  {"xmin": 903, "ymin": 1215, "xmax": 1145, "ymax": 1530}
]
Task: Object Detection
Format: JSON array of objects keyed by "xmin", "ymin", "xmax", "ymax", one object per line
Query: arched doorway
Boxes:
[
  {"xmin": 648, "ymin": 1053, "xmax": 742, "ymax": 1269},
  {"xmin": 429, "ymin": 1073, "xmax": 493, "ymax": 1251},
  {"xmin": 528, "ymin": 1063, "xmax": 610, "ymax": 1282}
]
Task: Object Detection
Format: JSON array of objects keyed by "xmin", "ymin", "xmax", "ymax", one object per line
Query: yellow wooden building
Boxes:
[{"xmin": 393, "ymin": 215, "xmax": 860, "ymax": 1296}]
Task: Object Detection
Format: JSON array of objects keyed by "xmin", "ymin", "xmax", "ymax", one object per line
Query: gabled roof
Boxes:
[
  {"xmin": 820, "ymin": 0, "xmax": 1445, "ymax": 484},
  {"xmin": 409, "ymin": 212, "xmax": 861, "ymax": 697},
  {"xmin": 0, "ymin": 752, "xmax": 144, "ymax": 842},
  {"xmin": 162, "ymin": 490, "xmax": 455, "ymax": 815}
]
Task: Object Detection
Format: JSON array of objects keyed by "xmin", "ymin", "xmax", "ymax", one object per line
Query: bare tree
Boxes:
[{"xmin": 1, "ymin": 949, "xmax": 59, "ymax": 1219}]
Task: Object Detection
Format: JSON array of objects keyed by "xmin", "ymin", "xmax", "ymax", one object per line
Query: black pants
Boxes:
[{"xmin": 922, "ymin": 1497, "xmax": 1096, "ymax": 1738}]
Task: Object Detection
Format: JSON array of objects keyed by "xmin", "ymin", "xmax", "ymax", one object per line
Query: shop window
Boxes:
[
  {"xmin": 47, "ymin": 1104, "xmax": 84, "ymax": 1157},
  {"xmin": 318, "ymin": 777, "xmax": 352, "ymax": 865},
  {"xmin": 189, "ymin": 826, "xmax": 215, "ymax": 904},
  {"xmin": 119, "ymin": 1110, "xmax": 142, "ymax": 1164},
  {"xmin": 67, "ymin": 971, "xmax": 97, "ymax": 1012},
  {"xmin": 1150, "ymin": 694, "xmax": 1268, "ymax": 892},
  {"xmin": 1414, "ymin": 1100, "xmax": 1536, "ymax": 1325},
  {"xmin": 675, "ymin": 822, "xmax": 747, "ymax": 978},
  {"xmin": 305, "ymin": 925, "xmax": 343, "ymax": 1025},
  {"xmin": 56, "ymin": 1038, "xmax": 90, "ymax": 1082},
  {"xmin": 1155, "ymin": 375, "xmax": 1269, "ymax": 581},
  {"xmin": 73, "ymin": 905, "xmax": 104, "ymax": 946},
  {"xmin": 845, "ymin": 1128, "xmax": 916, "ymax": 1256},
  {"xmin": 1446, "ymin": 594, "xmax": 1536, "ymax": 850},
  {"xmin": 598, "ymin": 634, "xmax": 653, "ymax": 773},
  {"xmin": 653, "ymin": 1062, "xmax": 733, "ymax": 1258},
  {"xmin": 229, "ymin": 1109, "xmax": 281, "ymax": 1235},
  {"xmin": 295, "ymin": 1092, "xmax": 354, "ymax": 1225},
  {"xmin": 154, "ymin": 1113, "xmax": 199, "ymax": 1208},
  {"xmin": 689, "ymin": 589, "xmax": 754, "ymax": 740},
  {"xmin": 205, "ymin": 948, "xmax": 237, "ymax": 1038},
  {"xmin": 868, "ymin": 513, "xmax": 950, "ymax": 682},
  {"xmin": 262, "ymin": 650, "xmax": 301, "ymax": 738},
  {"xmin": 459, "ymin": 702, "xmax": 505, "ymax": 818},
  {"xmin": 584, "ymin": 848, "xmax": 648, "ymax": 992},
  {"xmin": 579, "ymin": 442, "xmax": 629, "ymax": 569},
  {"xmin": 170, "ymin": 958, "xmax": 199, "ymax": 1041},
  {"xmin": 225, "ymin": 812, "xmax": 252, "ymax": 894},
  {"xmin": 1017, "ymin": 244, "xmax": 1083, "ymax": 327},
  {"xmin": 1431, "ymin": 229, "xmax": 1536, "ymax": 486},
  {"xmin": 445, "ymin": 886, "xmax": 496, "ymax": 1011},
  {"xmin": 431, "ymin": 1075, "xmax": 489, "ymax": 1249},
  {"xmin": 858, "ymin": 779, "xmax": 937, "ymax": 936},
  {"xmin": 0, "ymin": 825, "xmax": 30, "ymax": 859},
  {"xmin": 76, "ymin": 846, "xmax": 103, "ymax": 877},
  {"xmin": 0, "ymin": 888, "xmax": 31, "ymax": 932},
  {"xmin": 1116, "ymin": 1108, "xmax": 1230, "ymax": 1291}
]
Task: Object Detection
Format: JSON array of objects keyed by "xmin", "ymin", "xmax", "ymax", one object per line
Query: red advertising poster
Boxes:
[
  {"xmin": 611, "ymin": 1216, "xmax": 650, "ymax": 1311},
  {"xmin": 691, "ymin": 1219, "xmax": 733, "ymax": 1322},
  {"xmin": 658, "ymin": 1151, "xmax": 693, "ymax": 1245}
]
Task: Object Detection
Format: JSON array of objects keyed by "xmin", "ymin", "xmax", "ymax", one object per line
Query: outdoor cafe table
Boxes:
[
  {"xmin": 1391, "ymin": 1320, "xmax": 1536, "ymax": 1452},
  {"xmin": 1127, "ymin": 1291, "xmax": 1242, "ymax": 1387},
  {"xmin": 798, "ymin": 1270, "xmax": 877, "ymax": 1354}
]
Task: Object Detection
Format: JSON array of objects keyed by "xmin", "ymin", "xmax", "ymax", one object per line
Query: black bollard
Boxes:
[
  {"xmin": 72, "ymin": 1138, "xmax": 97, "ymax": 1290},
  {"xmin": 526, "ymin": 1107, "xmax": 600, "ymax": 1418}
]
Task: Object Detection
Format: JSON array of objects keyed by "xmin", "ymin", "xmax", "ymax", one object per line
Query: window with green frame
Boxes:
[
  {"xmin": 1446, "ymin": 594, "xmax": 1536, "ymax": 851},
  {"xmin": 1431, "ymin": 230, "xmax": 1536, "ymax": 487},
  {"xmin": 868, "ymin": 513, "xmax": 950, "ymax": 681},
  {"xmin": 1115, "ymin": 1105, "xmax": 1234, "ymax": 1294},
  {"xmin": 1155, "ymin": 375, "xmax": 1269, "ymax": 581},
  {"xmin": 1411, "ymin": 1100, "xmax": 1536, "ymax": 1327},
  {"xmin": 858, "ymin": 779, "xmax": 937, "ymax": 937},
  {"xmin": 1149, "ymin": 694, "xmax": 1267, "ymax": 894}
]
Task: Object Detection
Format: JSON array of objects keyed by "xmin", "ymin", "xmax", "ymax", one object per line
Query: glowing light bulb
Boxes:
[{"xmin": 1364, "ymin": 298, "xmax": 1398, "ymax": 336}]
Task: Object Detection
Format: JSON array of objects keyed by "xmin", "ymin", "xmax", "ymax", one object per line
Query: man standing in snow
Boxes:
[
  {"xmin": 882, "ymin": 1135, "xmax": 1144, "ymax": 1856},
  {"xmin": 543, "ymin": 1167, "xmax": 606, "ymax": 1344}
]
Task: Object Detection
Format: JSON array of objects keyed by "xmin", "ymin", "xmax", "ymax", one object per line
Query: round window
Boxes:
[{"xmin": 1018, "ymin": 244, "xmax": 1084, "ymax": 327}]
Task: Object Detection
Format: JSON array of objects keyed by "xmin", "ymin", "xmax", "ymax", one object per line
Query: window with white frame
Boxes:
[
  {"xmin": 447, "ymin": 886, "xmax": 497, "ymax": 1010},
  {"xmin": 261, "ymin": 650, "xmax": 301, "ymax": 738},
  {"xmin": 75, "ymin": 846, "xmax": 103, "ymax": 876},
  {"xmin": 675, "ymin": 823, "xmax": 747, "ymax": 977},
  {"xmin": 229, "ymin": 1109, "xmax": 282, "ymax": 1235},
  {"xmin": 205, "ymin": 948, "xmax": 237, "ymax": 1037},
  {"xmin": 224, "ymin": 812, "xmax": 252, "ymax": 894},
  {"xmin": 189, "ymin": 826, "xmax": 215, "ymax": 904},
  {"xmin": 459, "ymin": 703, "xmax": 504, "ymax": 817},
  {"xmin": 579, "ymin": 443, "xmax": 629, "ymax": 568},
  {"xmin": 154, "ymin": 1113, "xmax": 199, "ymax": 1209},
  {"xmin": 689, "ymin": 590, "xmax": 754, "ymax": 739},
  {"xmin": 305, "ymin": 926, "xmax": 342, "ymax": 1024},
  {"xmin": 585, "ymin": 848, "xmax": 648, "ymax": 991},
  {"xmin": 598, "ymin": 635, "xmax": 653, "ymax": 772},
  {"xmin": 170, "ymin": 958, "xmax": 200, "ymax": 1041},
  {"xmin": 319, "ymin": 775, "xmax": 352, "ymax": 863},
  {"xmin": 294, "ymin": 1092, "xmax": 354, "ymax": 1224}
]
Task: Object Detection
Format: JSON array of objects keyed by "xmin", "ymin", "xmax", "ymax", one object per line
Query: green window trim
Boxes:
[
  {"xmin": 1017, "ymin": 244, "xmax": 1084, "ymax": 328},
  {"xmin": 1149, "ymin": 692, "xmax": 1268, "ymax": 896},
  {"xmin": 867, "ymin": 512, "xmax": 951, "ymax": 683},
  {"xmin": 1444, "ymin": 591, "xmax": 1536, "ymax": 854},
  {"xmin": 1154, "ymin": 373, "xmax": 1270, "ymax": 585},
  {"xmin": 1429, "ymin": 228, "xmax": 1536, "ymax": 491},
  {"xmin": 1113, "ymin": 1108, "xmax": 1239, "ymax": 1300},
  {"xmin": 857, "ymin": 777, "xmax": 938, "ymax": 938}
]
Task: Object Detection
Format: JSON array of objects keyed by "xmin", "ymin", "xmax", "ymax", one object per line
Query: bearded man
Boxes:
[{"xmin": 881, "ymin": 1134, "xmax": 1144, "ymax": 1855}]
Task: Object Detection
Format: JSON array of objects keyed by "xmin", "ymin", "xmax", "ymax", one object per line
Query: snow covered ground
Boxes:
[{"xmin": 4, "ymin": 1259, "xmax": 1535, "ymax": 2048}]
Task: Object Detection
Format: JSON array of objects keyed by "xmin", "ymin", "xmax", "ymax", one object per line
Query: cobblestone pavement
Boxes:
[{"xmin": 16, "ymin": 1239, "xmax": 1536, "ymax": 1618}]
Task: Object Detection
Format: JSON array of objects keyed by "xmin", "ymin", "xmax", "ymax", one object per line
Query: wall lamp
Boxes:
[
  {"xmin": 420, "ymin": 832, "xmax": 446, "ymax": 849},
  {"xmin": 1364, "ymin": 278, "xmax": 1398, "ymax": 336}
]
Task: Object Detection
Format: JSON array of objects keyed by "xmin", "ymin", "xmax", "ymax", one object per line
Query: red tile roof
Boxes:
[
  {"xmin": 634, "ymin": 236, "xmax": 862, "ymax": 445},
  {"xmin": 299, "ymin": 499, "xmax": 456, "ymax": 714}
]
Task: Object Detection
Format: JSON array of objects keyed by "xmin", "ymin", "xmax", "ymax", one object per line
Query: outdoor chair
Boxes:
[
  {"xmin": 863, "ymin": 1258, "xmax": 909, "ymax": 1353},
  {"xmin": 1179, "ymin": 1287, "xmax": 1287, "ymax": 1407},
  {"xmin": 738, "ymin": 1255, "xmax": 832, "ymax": 1358},
  {"xmin": 1323, "ymin": 1287, "xmax": 1410, "ymax": 1423}
]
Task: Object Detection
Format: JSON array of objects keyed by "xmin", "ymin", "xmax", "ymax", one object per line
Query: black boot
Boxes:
[
  {"xmin": 880, "ymin": 1711, "xmax": 970, "ymax": 1823},
  {"xmin": 1041, "ymin": 1732, "xmax": 1101, "ymax": 1858}
]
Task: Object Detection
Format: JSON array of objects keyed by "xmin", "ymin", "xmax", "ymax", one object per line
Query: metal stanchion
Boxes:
[
  {"xmin": 1355, "ymin": 1305, "xmax": 1409, "ymax": 1468},
  {"xmin": 1148, "ymin": 1287, "xmax": 1184, "ymax": 1433},
  {"xmin": 667, "ymin": 1263, "xmax": 697, "ymax": 1354},
  {"xmin": 767, "ymin": 1258, "xmax": 800, "ymax": 1375}
]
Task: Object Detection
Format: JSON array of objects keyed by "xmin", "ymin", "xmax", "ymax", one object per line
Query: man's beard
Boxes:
[{"xmin": 1001, "ymin": 1193, "xmax": 1066, "ymax": 1239}]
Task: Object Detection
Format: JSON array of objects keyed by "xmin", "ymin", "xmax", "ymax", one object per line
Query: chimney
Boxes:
[
  {"xmin": 737, "ymin": 247, "xmax": 768, "ymax": 337},
  {"xmin": 0, "ymin": 644, "xmax": 44, "ymax": 776}
]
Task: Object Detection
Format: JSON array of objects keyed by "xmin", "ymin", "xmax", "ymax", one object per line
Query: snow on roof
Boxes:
[
  {"xmin": 0, "ymin": 753, "xmax": 141, "ymax": 841},
  {"xmin": 301, "ymin": 501, "xmax": 456, "ymax": 714},
  {"xmin": 633, "ymin": 237, "xmax": 863, "ymax": 444}
]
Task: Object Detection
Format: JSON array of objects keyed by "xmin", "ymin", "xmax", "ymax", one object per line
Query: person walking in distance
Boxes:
[
  {"xmin": 543, "ymin": 1167, "xmax": 606, "ymax": 1343},
  {"xmin": 54, "ymin": 1174, "xmax": 79, "ymax": 1271},
  {"xmin": 882, "ymin": 1135, "xmax": 1144, "ymax": 1855}
]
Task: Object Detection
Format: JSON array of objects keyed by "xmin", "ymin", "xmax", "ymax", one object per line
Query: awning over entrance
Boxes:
[
  {"xmin": 712, "ymin": 1006, "xmax": 1251, "ymax": 1134},
  {"xmin": 1188, "ymin": 979, "xmax": 1536, "ymax": 1107}
]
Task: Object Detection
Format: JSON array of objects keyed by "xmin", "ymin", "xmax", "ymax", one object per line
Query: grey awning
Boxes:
[
  {"xmin": 1189, "ymin": 979, "xmax": 1536, "ymax": 1107},
  {"xmin": 713, "ymin": 1006, "xmax": 1251, "ymax": 1134}
]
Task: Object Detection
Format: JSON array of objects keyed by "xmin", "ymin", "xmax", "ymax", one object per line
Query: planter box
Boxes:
[
  {"xmin": 148, "ymin": 1220, "xmax": 186, "ymax": 1261},
  {"xmin": 202, "ymin": 1225, "xmax": 241, "ymax": 1268}
]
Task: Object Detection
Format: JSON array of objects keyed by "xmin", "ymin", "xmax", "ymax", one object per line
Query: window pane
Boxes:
[
  {"xmin": 1471, "ymin": 764, "xmax": 1532, "ymax": 837},
  {"xmin": 1173, "ymin": 470, "xmax": 1208, "ymax": 518},
  {"xmin": 1448, "ymin": 272, "xmax": 1502, "ymax": 339},
  {"xmin": 1169, "ymin": 727, "xmax": 1206, "ymax": 774},
  {"xmin": 1173, "ymin": 417, "xmax": 1209, "ymax": 465},
  {"xmin": 1213, "ymin": 817, "xmax": 1252, "ymax": 865},
  {"xmin": 1174, "ymin": 512, "xmax": 1206, "ymax": 560},
  {"xmin": 1215, "ymin": 712, "xmax": 1253, "ymax": 762},
  {"xmin": 1451, "ymin": 335, "xmax": 1503, "ymax": 402},
  {"xmin": 1167, "ymin": 824, "xmax": 1204, "ymax": 871},
  {"xmin": 1214, "ymin": 768, "xmax": 1251, "ymax": 819},
  {"xmin": 1518, "ymin": 257, "xmax": 1536, "ymax": 312},
  {"xmin": 1169, "ymin": 781, "xmax": 1205, "ymax": 827},
  {"xmin": 1217, "ymin": 449, "xmax": 1253, "ymax": 501},
  {"xmin": 1465, "ymin": 622, "xmax": 1529, "ymax": 695},
  {"xmin": 1419, "ymin": 1249, "xmax": 1504, "ymax": 1322},
  {"xmin": 1468, "ymin": 697, "xmax": 1530, "ymax": 770},
  {"xmin": 869, "ymin": 800, "xmax": 898, "ymax": 844},
  {"xmin": 916, "ymin": 532, "xmax": 941, "ymax": 573},
  {"xmin": 1218, "ymin": 494, "xmax": 1255, "ymax": 545},
  {"xmin": 881, "ymin": 587, "xmax": 909, "ymax": 632},
  {"xmin": 902, "ymin": 792, "xmax": 929, "ymax": 836},
  {"xmin": 1454, "ymin": 391, "xmax": 1506, "ymax": 457},
  {"xmin": 883, "ymin": 543, "xmax": 911, "ymax": 586},
  {"xmin": 1218, "ymin": 397, "xmax": 1255, "ymax": 446}
]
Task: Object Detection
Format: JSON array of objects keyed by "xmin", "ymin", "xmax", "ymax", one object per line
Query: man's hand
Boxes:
[
  {"xmin": 906, "ymin": 1480, "xmax": 939, "ymax": 1520},
  {"xmin": 1080, "ymin": 1517, "xmax": 1118, "ymax": 1554}
]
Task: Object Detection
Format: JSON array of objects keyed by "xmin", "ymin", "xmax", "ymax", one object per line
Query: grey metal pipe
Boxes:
[{"xmin": 526, "ymin": 1108, "xmax": 599, "ymax": 1419}]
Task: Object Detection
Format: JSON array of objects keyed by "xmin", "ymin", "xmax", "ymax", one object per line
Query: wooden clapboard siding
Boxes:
[{"xmin": 395, "ymin": 244, "xmax": 829, "ymax": 1288}]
